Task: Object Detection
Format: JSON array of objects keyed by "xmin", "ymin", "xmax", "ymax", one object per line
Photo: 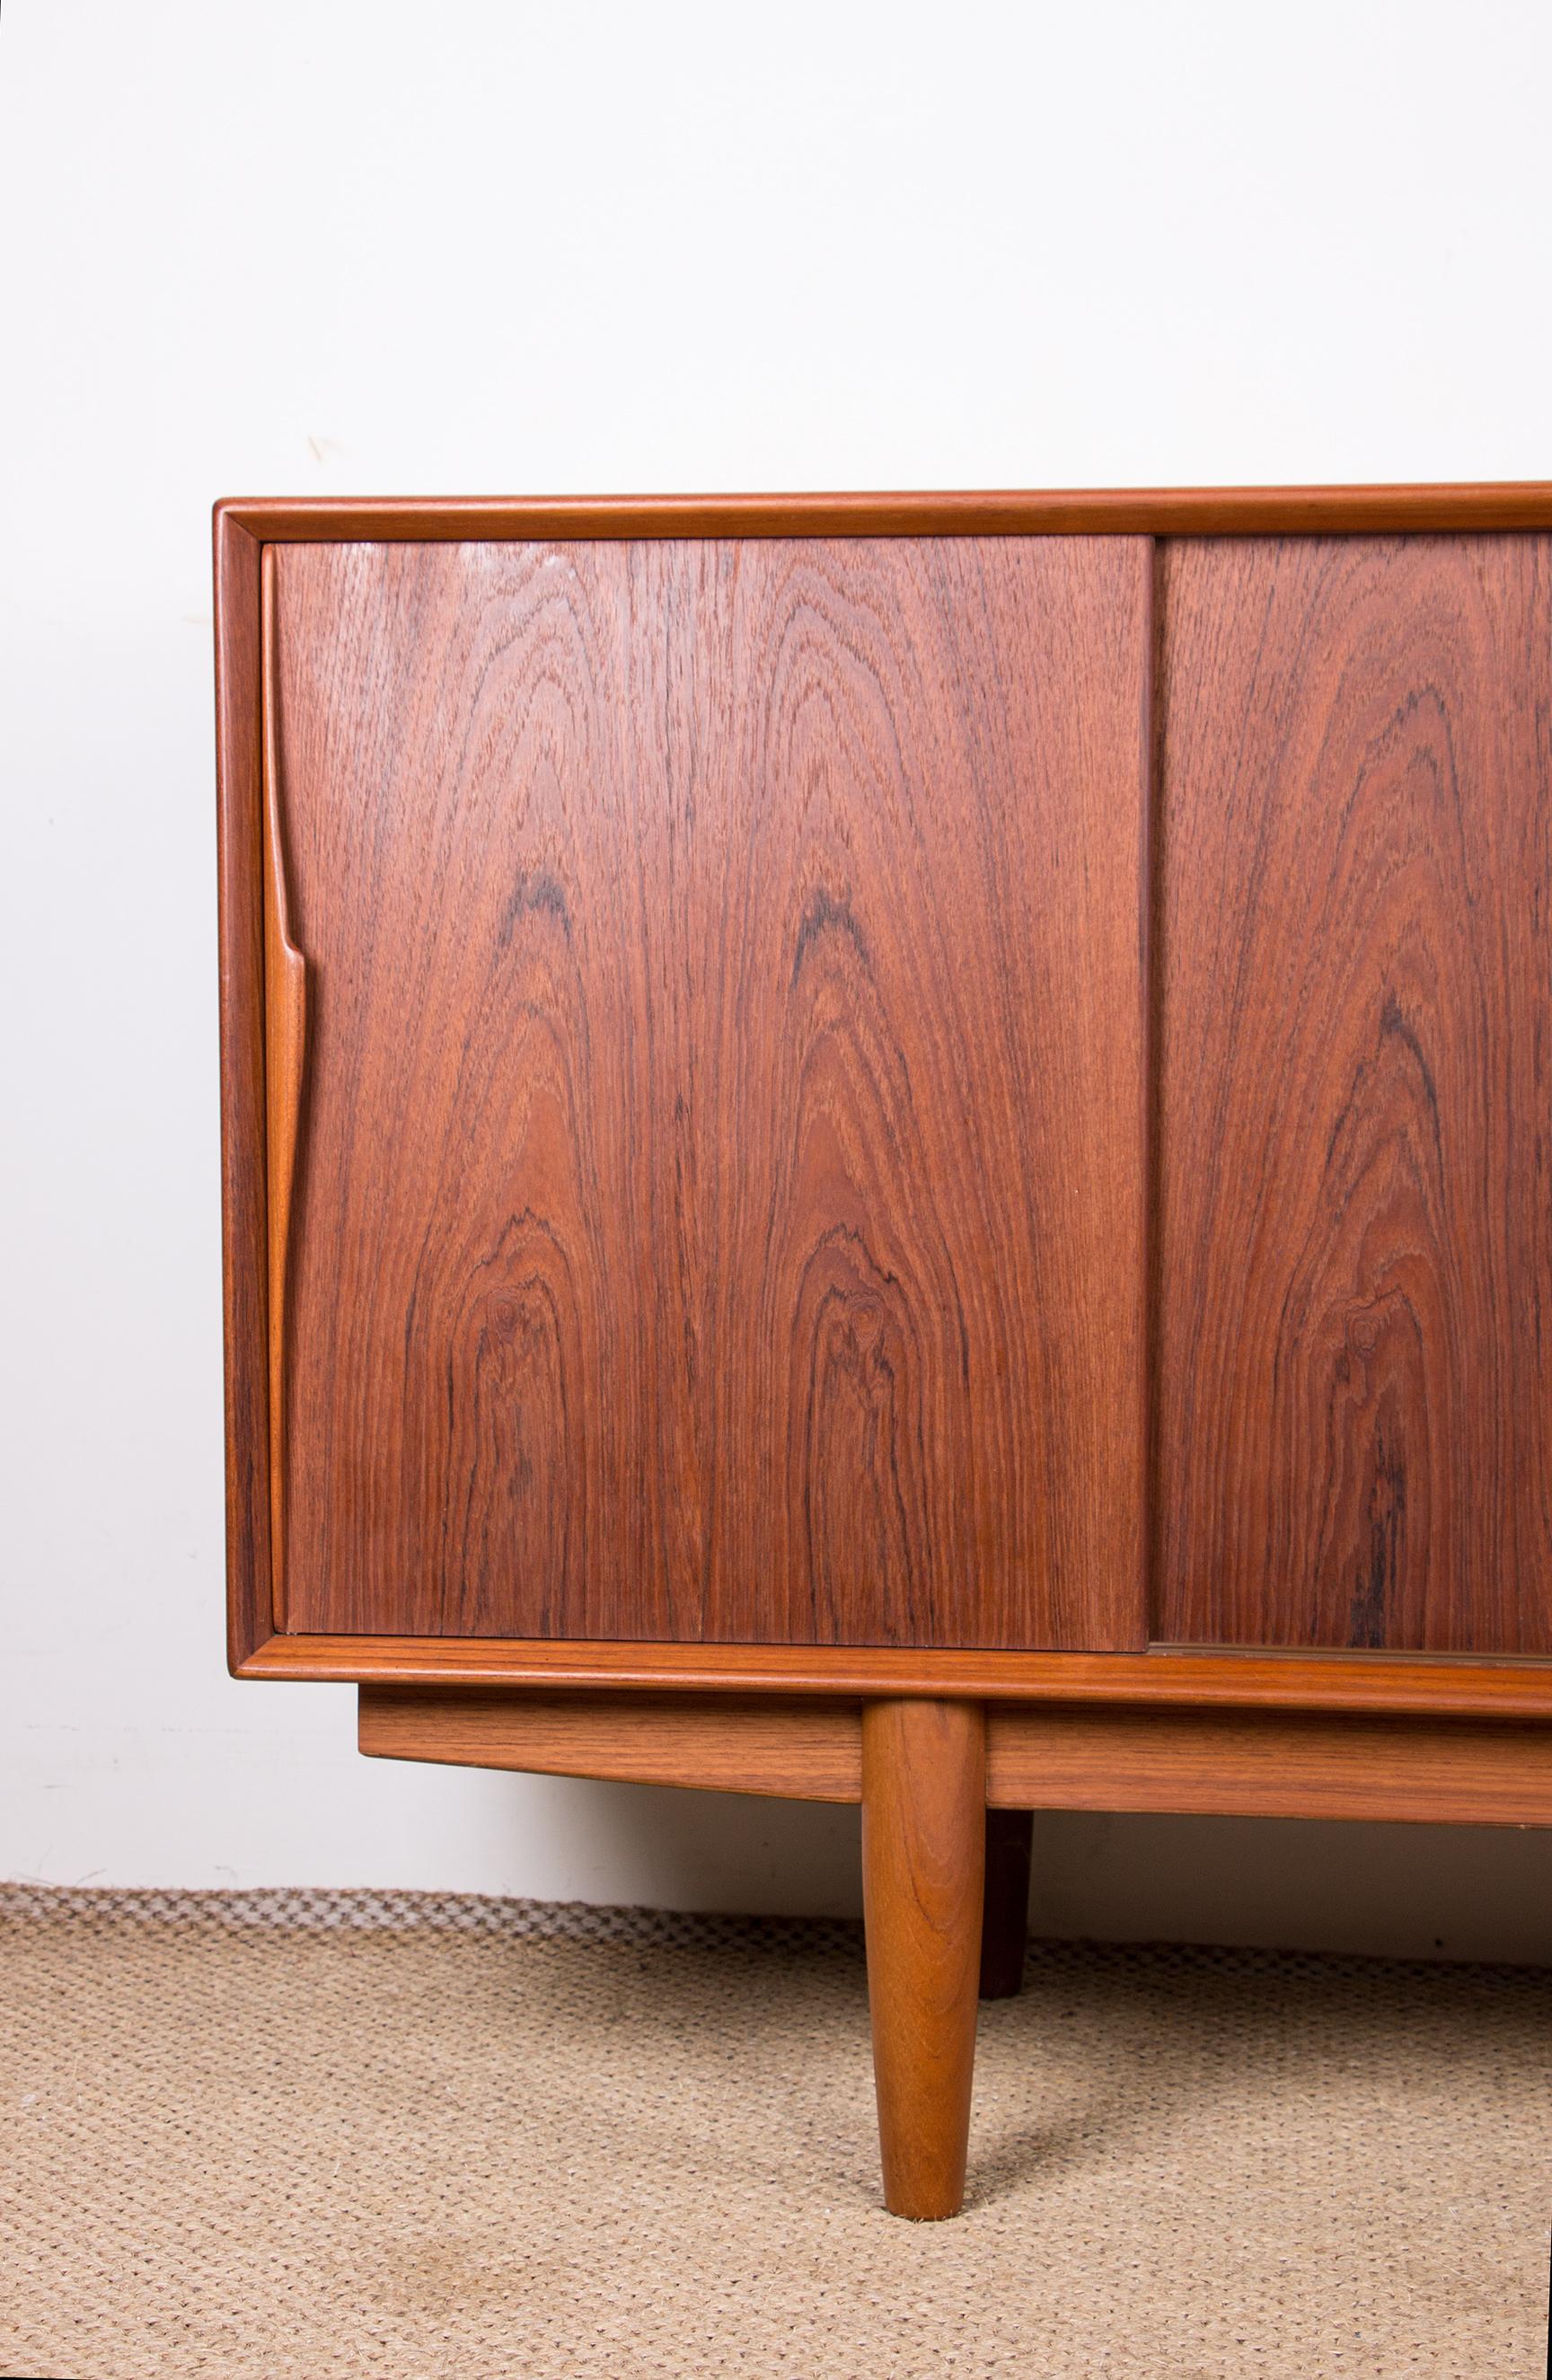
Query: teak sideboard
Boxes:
[{"xmin": 216, "ymin": 486, "xmax": 1552, "ymax": 2218}]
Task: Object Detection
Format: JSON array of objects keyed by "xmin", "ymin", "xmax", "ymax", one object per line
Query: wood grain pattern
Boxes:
[
  {"xmin": 236, "ymin": 1632, "xmax": 1552, "ymax": 1718},
  {"xmin": 1156, "ymin": 535, "xmax": 1552, "ymax": 1653},
  {"xmin": 861, "ymin": 1701, "xmax": 985, "ymax": 2218},
  {"xmin": 985, "ymin": 1704, "xmax": 1552, "ymax": 1826},
  {"xmin": 218, "ymin": 484, "xmax": 1552, "ymax": 545},
  {"xmin": 268, "ymin": 535, "xmax": 1149, "ymax": 1649},
  {"xmin": 357, "ymin": 1687, "xmax": 862, "ymax": 1800}
]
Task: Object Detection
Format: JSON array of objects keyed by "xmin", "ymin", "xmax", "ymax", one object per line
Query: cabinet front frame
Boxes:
[{"xmin": 216, "ymin": 484, "xmax": 1552, "ymax": 1719}]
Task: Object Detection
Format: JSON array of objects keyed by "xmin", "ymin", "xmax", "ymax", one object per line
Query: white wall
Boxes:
[{"xmin": 4, "ymin": 0, "xmax": 1552, "ymax": 1960}]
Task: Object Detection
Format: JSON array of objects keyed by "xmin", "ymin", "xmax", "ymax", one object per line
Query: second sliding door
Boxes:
[
  {"xmin": 1154, "ymin": 533, "xmax": 1552, "ymax": 1655},
  {"xmin": 269, "ymin": 535, "xmax": 1152, "ymax": 1648}
]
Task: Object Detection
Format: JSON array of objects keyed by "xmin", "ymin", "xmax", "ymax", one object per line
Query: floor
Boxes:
[{"xmin": 0, "ymin": 1885, "xmax": 1547, "ymax": 2377}]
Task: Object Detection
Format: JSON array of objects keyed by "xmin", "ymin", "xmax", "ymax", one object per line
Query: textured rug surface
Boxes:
[{"xmin": 0, "ymin": 1885, "xmax": 1548, "ymax": 2379}]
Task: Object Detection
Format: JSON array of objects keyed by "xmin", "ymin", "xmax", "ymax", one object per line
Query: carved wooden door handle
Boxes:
[{"xmin": 260, "ymin": 544, "xmax": 307, "ymax": 1622}]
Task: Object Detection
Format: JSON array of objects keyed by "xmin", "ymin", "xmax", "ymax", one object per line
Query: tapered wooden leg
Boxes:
[
  {"xmin": 978, "ymin": 1808, "xmax": 1034, "ymax": 1999},
  {"xmin": 861, "ymin": 1699, "xmax": 985, "ymax": 2219}
]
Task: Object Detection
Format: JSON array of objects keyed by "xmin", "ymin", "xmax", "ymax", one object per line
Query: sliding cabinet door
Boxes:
[
  {"xmin": 1155, "ymin": 534, "xmax": 1552, "ymax": 1653},
  {"xmin": 265, "ymin": 536, "xmax": 1151, "ymax": 1648}
]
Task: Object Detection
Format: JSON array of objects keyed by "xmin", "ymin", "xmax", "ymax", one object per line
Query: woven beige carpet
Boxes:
[{"xmin": 0, "ymin": 1888, "xmax": 1548, "ymax": 2378}]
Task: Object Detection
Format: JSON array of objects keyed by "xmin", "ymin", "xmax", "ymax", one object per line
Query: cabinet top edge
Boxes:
[{"xmin": 214, "ymin": 484, "xmax": 1552, "ymax": 544}]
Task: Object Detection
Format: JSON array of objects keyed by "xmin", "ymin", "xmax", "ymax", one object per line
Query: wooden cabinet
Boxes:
[{"xmin": 216, "ymin": 487, "xmax": 1552, "ymax": 2218}]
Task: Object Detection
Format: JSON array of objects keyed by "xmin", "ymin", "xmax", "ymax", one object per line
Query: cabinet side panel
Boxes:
[
  {"xmin": 272, "ymin": 536, "xmax": 1149, "ymax": 1647},
  {"xmin": 215, "ymin": 516, "xmax": 273, "ymax": 1664},
  {"xmin": 1155, "ymin": 534, "xmax": 1552, "ymax": 1652}
]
